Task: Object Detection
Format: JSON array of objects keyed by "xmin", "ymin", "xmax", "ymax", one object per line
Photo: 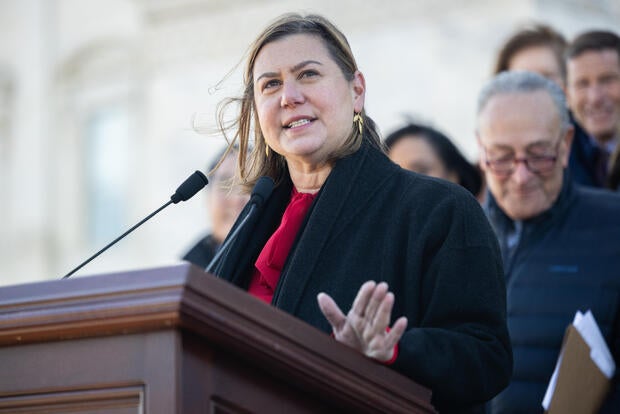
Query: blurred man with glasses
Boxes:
[{"xmin": 477, "ymin": 71, "xmax": 620, "ymax": 414}]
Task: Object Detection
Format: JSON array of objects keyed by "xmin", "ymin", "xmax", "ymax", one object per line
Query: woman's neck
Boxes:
[{"xmin": 287, "ymin": 159, "xmax": 333, "ymax": 194}]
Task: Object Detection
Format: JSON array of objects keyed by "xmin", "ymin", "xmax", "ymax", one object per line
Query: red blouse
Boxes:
[
  {"xmin": 247, "ymin": 187, "xmax": 316, "ymax": 303},
  {"xmin": 246, "ymin": 186, "xmax": 398, "ymax": 365}
]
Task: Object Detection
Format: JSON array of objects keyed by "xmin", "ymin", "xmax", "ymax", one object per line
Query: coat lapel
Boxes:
[
  {"xmin": 214, "ymin": 175, "xmax": 292, "ymax": 288},
  {"xmin": 273, "ymin": 142, "xmax": 398, "ymax": 314}
]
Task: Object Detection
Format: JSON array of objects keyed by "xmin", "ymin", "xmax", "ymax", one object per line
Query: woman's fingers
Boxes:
[
  {"xmin": 361, "ymin": 290, "xmax": 391, "ymax": 343},
  {"xmin": 320, "ymin": 281, "xmax": 407, "ymax": 362},
  {"xmin": 350, "ymin": 280, "xmax": 376, "ymax": 318},
  {"xmin": 372, "ymin": 289, "xmax": 394, "ymax": 329},
  {"xmin": 385, "ymin": 316, "xmax": 408, "ymax": 350},
  {"xmin": 364, "ymin": 282, "xmax": 389, "ymax": 324},
  {"xmin": 317, "ymin": 292, "xmax": 346, "ymax": 332}
]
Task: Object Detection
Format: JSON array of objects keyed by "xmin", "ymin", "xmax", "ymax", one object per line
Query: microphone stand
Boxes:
[{"xmin": 205, "ymin": 204, "xmax": 256, "ymax": 275}]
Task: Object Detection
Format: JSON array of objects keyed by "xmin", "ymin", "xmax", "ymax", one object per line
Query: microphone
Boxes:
[
  {"xmin": 62, "ymin": 170, "xmax": 208, "ymax": 279},
  {"xmin": 205, "ymin": 176, "xmax": 275, "ymax": 275}
]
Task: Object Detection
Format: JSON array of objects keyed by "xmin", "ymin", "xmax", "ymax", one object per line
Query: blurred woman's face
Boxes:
[
  {"xmin": 388, "ymin": 135, "xmax": 458, "ymax": 183},
  {"xmin": 507, "ymin": 45, "xmax": 565, "ymax": 89},
  {"xmin": 208, "ymin": 154, "xmax": 249, "ymax": 243},
  {"xmin": 252, "ymin": 34, "xmax": 365, "ymax": 167}
]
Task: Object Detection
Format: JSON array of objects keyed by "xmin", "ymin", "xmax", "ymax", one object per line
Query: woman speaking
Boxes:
[{"xmin": 209, "ymin": 13, "xmax": 512, "ymax": 413}]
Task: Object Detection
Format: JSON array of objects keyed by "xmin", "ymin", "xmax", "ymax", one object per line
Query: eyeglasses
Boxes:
[{"xmin": 483, "ymin": 139, "xmax": 561, "ymax": 177}]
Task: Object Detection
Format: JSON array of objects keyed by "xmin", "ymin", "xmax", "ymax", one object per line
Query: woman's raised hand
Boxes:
[{"xmin": 317, "ymin": 281, "xmax": 408, "ymax": 362}]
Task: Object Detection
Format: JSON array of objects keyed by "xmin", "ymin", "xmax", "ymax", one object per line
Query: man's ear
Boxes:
[
  {"xmin": 476, "ymin": 132, "xmax": 488, "ymax": 171},
  {"xmin": 560, "ymin": 126, "xmax": 574, "ymax": 168}
]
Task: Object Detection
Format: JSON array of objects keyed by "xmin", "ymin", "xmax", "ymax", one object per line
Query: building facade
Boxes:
[{"xmin": 1, "ymin": 0, "xmax": 619, "ymax": 285}]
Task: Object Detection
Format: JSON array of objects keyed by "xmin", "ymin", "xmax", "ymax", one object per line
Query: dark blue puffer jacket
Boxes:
[{"xmin": 485, "ymin": 176, "xmax": 620, "ymax": 413}]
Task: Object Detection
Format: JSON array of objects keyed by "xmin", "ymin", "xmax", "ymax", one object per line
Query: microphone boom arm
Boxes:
[
  {"xmin": 62, "ymin": 200, "xmax": 174, "ymax": 279},
  {"xmin": 61, "ymin": 168, "xmax": 208, "ymax": 279}
]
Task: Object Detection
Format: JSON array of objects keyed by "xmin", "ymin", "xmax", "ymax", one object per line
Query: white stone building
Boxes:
[{"xmin": 1, "ymin": 0, "xmax": 619, "ymax": 286}]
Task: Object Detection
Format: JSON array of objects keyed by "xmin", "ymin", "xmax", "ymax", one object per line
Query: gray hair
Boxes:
[{"xmin": 477, "ymin": 71, "xmax": 571, "ymax": 132}]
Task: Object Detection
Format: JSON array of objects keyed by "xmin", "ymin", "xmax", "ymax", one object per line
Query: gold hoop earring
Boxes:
[
  {"xmin": 353, "ymin": 113, "xmax": 364, "ymax": 134},
  {"xmin": 265, "ymin": 145, "xmax": 270, "ymax": 157}
]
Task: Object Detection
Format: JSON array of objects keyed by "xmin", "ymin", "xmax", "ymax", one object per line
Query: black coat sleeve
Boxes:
[{"xmin": 392, "ymin": 189, "xmax": 513, "ymax": 412}]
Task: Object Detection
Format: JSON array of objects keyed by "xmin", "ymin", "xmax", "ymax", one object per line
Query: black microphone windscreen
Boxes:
[
  {"xmin": 250, "ymin": 176, "xmax": 275, "ymax": 209},
  {"xmin": 171, "ymin": 170, "xmax": 208, "ymax": 204}
]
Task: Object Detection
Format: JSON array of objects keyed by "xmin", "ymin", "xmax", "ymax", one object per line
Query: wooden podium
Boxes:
[{"xmin": 0, "ymin": 263, "xmax": 435, "ymax": 413}]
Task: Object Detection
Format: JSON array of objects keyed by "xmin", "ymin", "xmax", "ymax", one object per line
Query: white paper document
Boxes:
[{"xmin": 542, "ymin": 310, "xmax": 616, "ymax": 410}]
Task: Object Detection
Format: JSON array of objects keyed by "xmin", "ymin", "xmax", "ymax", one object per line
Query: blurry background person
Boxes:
[
  {"xmin": 566, "ymin": 30, "xmax": 620, "ymax": 189},
  {"xmin": 384, "ymin": 122, "xmax": 483, "ymax": 199},
  {"xmin": 477, "ymin": 71, "xmax": 620, "ymax": 413},
  {"xmin": 494, "ymin": 23, "xmax": 567, "ymax": 87},
  {"xmin": 182, "ymin": 147, "xmax": 248, "ymax": 269},
  {"xmin": 493, "ymin": 23, "xmax": 606, "ymax": 188}
]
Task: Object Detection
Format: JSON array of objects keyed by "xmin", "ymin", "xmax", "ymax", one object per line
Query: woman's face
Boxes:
[
  {"xmin": 252, "ymin": 34, "xmax": 365, "ymax": 167},
  {"xmin": 508, "ymin": 45, "xmax": 565, "ymax": 89},
  {"xmin": 388, "ymin": 135, "xmax": 458, "ymax": 183}
]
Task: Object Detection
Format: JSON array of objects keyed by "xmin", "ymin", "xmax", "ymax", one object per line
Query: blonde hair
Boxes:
[{"xmin": 216, "ymin": 13, "xmax": 382, "ymax": 191}]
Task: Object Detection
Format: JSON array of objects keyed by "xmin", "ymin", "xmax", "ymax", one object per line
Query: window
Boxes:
[{"xmin": 85, "ymin": 106, "xmax": 131, "ymax": 244}]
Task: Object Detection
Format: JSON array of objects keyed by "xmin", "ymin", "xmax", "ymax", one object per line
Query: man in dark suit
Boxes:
[{"xmin": 566, "ymin": 30, "xmax": 620, "ymax": 189}]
